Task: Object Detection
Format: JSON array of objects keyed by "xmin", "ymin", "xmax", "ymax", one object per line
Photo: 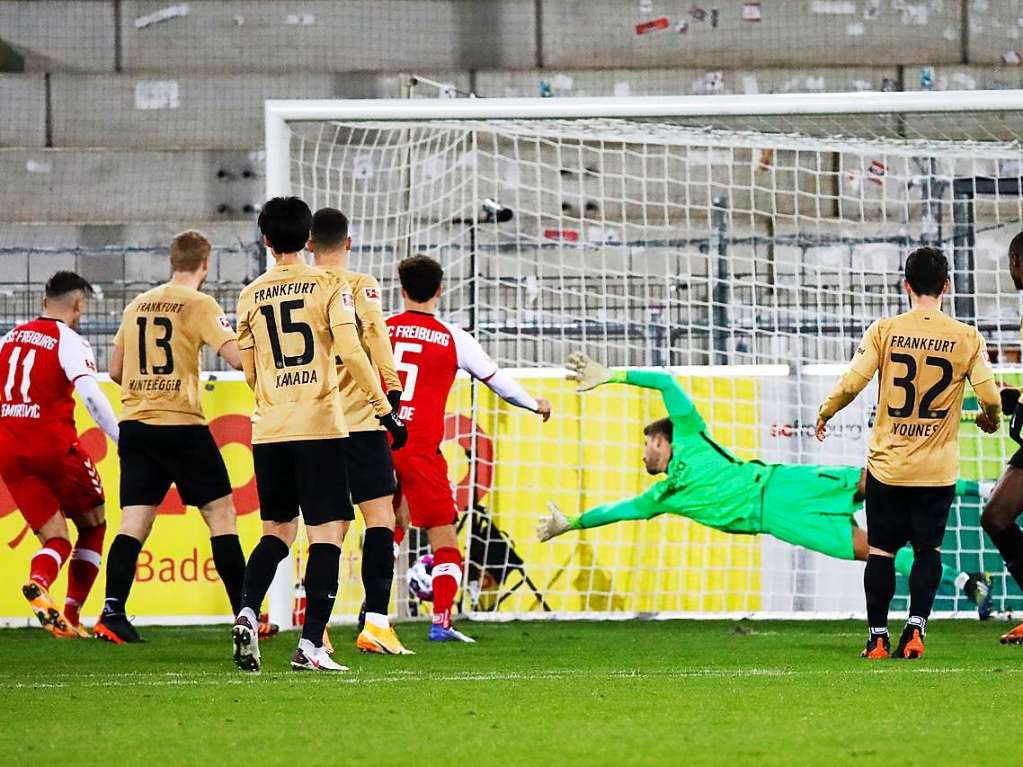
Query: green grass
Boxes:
[{"xmin": 0, "ymin": 620, "xmax": 1019, "ymax": 766}]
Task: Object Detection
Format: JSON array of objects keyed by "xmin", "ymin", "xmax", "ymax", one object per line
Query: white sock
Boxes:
[
  {"xmin": 238, "ymin": 606, "xmax": 258, "ymax": 626},
  {"xmin": 365, "ymin": 612, "xmax": 389, "ymax": 630},
  {"xmin": 954, "ymin": 571, "xmax": 970, "ymax": 592}
]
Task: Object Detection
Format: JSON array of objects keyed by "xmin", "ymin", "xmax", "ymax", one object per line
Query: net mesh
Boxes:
[{"xmin": 286, "ymin": 107, "xmax": 1023, "ymax": 618}]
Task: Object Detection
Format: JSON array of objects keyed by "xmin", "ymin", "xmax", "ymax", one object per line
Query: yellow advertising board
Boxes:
[{"xmin": 0, "ymin": 372, "xmax": 763, "ymax": 624}]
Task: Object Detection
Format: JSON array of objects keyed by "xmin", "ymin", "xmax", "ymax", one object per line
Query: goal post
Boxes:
[{"xmin": 264, "ymin": 91, "xmax": 1023, "ymax": 626}]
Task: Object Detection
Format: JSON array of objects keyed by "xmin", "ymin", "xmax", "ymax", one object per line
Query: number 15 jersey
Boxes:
[
  {"xmin": 821, "ymin": 307, "xmax": 994, "ymax": 487},
  {"xmin": 236, "ymin": 261, "xmax": 356, "ymax": 444}
]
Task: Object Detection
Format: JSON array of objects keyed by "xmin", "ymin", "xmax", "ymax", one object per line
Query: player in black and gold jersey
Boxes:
[
  {"xmin": 230, "ymin": 197, "xmax": 406, "ymax": 673},
  {"xmin": 95, "ymin": 231, "xmax": 248, "ymax": 645},
  {"xmin": 308, "ymin": 207, "xmax": 411, "ymax": 656},
  {"xmin": 818, "ymin": 247, "xmax": 1001, "ymax": 659}
]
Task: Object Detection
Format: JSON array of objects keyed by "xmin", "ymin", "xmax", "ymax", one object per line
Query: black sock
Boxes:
[
  {"xmin": 989, "ymin": 524, "xmax": 1023, "ymax": 590},
  {"xmin": 240, "ymin": 535, "xmax": 289, "ymax": 616},
  {"xmin": 362, "ymin": 527, "xmax": 395, "ymax": 617},
  {"xmin": 301, "ymin": 543, "xmax": 341, "ymax": 646},
  {"xmin": 103, "ymin": 534, "xmax": 143, "ymax": 615},
  {"xmin": 863, "ymin": 554, "xmax": 896, "ymax": 633},
  {"xmin": 908, "ymin": 548, "xmax": 942, "ymax": 623},
  {"xmin": 210, "ymin": 534, "xmax": 246, "ymax": 615}
]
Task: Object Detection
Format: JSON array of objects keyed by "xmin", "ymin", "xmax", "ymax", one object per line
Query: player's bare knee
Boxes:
[
  {"xmin": 359, "ymin": 497, "xmax": 395, "ymax": 529},
  {"xmin": 262, "ymin": 520, "xmax": 298, "ymax": 546},
  {"xmin": 75, "ymin": 504, "xmax": 106, "ymax": 529},
  {"xmin": 306, "ymin": 521, "xmax": 342, "ymax": 546},
  {"xmin": 200, "ymin": 494, "xmax": 238, "ymax": 537},
  {"xmin": 981, "ymin": 502, "xmax": 1015, "ymax": 534},
  {"xmin": 119, "ymin": 505, "xmax": 156, "ymax": 541}
]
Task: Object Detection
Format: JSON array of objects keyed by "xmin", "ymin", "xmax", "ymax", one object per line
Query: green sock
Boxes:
[
  {"xmin": 894, "ymin": 547, "xmax": 957, "ymax": 591},
  {"xmin": 955, "ymin": 479, "xmax": 979, "ymax": 498}
]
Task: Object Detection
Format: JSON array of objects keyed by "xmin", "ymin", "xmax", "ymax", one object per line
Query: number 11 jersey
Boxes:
[
  {"xmin": 236, "ymin": 261, "xmax": 356, "ymax": 444},
  {"xmin": 115, "ymin": 283, "xmax": 237, "ymax": 425},
  {"xmin": 835, "ymin": 307, "xmax": 993, "ymax": 486}
]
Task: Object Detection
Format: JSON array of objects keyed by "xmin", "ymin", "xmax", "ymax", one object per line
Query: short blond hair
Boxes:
[{"xmin": 170, "ymin": 230, "xmax": 211, "ymax": 273}]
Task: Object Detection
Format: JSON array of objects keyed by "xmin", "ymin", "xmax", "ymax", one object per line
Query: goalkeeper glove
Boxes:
[
  {"xmin": 387, "ymin": 389, "xmax": 403, "ymax": 412},
  {"xmin": 566, "ymin": 352, "xmax": 618, "ymax": 392},
  {"xmin": 379, "ymin": 411, "xmax": 408, "ymax": 451}
]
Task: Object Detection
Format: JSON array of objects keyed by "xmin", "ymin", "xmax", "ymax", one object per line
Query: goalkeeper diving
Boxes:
[{"xmin": 537, "ymin": 353, "xmax": 994, "ymax": 616}]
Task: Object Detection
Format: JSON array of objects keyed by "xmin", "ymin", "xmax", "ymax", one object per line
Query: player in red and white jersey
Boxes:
[
  {"xmin": 0, "ymin": 272, "xmax": 120, "ymax": 637},
  {"xmin": 387, "ymin": 256, "xmax": 551, "ymax": 642}
]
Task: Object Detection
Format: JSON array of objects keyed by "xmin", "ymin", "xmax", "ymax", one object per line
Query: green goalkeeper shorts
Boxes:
[{"xmin": 759, "ymin": 464, "xmax": 863, "ymax": 561}]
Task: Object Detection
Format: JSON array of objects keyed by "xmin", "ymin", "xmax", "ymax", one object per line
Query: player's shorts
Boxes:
[
  {"xmin": 0, "ymin": 436, "xmax": 105, "ymax": 532},
  {"xmin": 1009, "ymin": 447, "xmax": 1023, "ymax": 471},
  {"xmin": 392, "ymin": 449, "xmax": 457, "ymax": 529},
  {"xmin": 760, "ymin": 464, "xmax": 863, "ymax": 561},
  {"xmin": 252, "ymin": 438, "xmax": 354, "ymax": 525},
  {"xmin": 342, "ymin": 430, "xmax": 397, "ymax": 505},
  {"xmin": 119, "ymin": 421, "xmax": 232, "ymax": 508},
  {"xmin": 864, "ymin": 471, "xmax": 955, "ymax": 554}
]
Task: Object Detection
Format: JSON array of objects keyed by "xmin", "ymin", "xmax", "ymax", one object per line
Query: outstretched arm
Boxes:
[
  {"xmin": 566, "ymin": 352, "xmax": 698, "ymax": 422},
  {"xmin": 537, "ymin": 491, "xmax": 664, "ymax": 541},
  {"xmin": 451, "ymin": 324, "xmax": 550, "ymax": 420},
  {"xmin": 816, "ymin": 322, "xmax": 881, "ymax": 441}
]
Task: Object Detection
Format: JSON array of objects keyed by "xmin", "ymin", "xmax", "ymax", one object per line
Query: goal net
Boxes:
[{"xmin": 267, "ymin": 92, "xmax": 1023, "ymax": 621}]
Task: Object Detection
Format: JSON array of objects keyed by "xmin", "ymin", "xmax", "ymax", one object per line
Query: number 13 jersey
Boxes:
[
  {"xmin": 236, "ymin": 261, "xmax": 356, "ymax": 444},
  {"xmin": 115, "ymin": 283, "xmax": 237, "ymax": 425},
  {"xmin": 836, "ymin": 307, "xmax": 993, "ymax": 486}
]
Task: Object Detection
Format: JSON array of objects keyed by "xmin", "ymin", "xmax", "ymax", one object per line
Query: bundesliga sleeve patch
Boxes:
[
  {"xmin": 341, "ymin": 291, "xmax": 355, "ymax": 311},
  {"xmin": 218, "ymin": 315, "xmax": 233, "ymax": 331},
  {"xmin": 364, "ymin": 287, "xmax": 381, "ymax": 303}
]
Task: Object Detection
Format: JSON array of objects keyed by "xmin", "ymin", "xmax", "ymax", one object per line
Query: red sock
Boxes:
[
  {"xmin": 29, "ymin": 538, "xmax": 72, "ymax": 590},
  {"xmin": 65, "ymin": 522, "xmax": 105, "ymax": 626},
  {"xmin": 431, "ymin": 546, "xmax": 462, "ymax": 629}
]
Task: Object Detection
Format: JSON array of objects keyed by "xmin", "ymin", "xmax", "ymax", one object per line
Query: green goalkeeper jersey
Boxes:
[{"xmin": 572, "ymin": 369, "xmax": 770, "ymax": 534}]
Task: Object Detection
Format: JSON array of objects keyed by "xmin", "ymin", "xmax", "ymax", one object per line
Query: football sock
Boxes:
[
  {"xmin": 908, "ymin": 548, "xmax": 942, "ymax": 622},
  {"xmin": 954, "ymin": 479, "xmax": 979, "ymax": 498},
  {"xmin": 210, "ymin": 534, "xmax": 246, "ymax": 615},
  {"xmin": 103, "ymin": 534, "xmax": 142, "ymax": 615},
  {"xmin": 863, "ymin": 554, "xmax": 896, "ymax": 633},
  {"xmin": 362, "ymin": 526, "xmax": 394, "ymax": 621},
  {"xmin": 301, "ymin": 542, "xmax": 341, "ymax": 647},
  {"xmin": 65, "ymin": 521, "xmax": 105, "ymax": 625},
  {"xmin": 240, "ymin": 535, "xmax": 289, "ymax": 616},
  {"xmin": 988, "ymin": 524, "xmax": 1023, "ymax": 590},
  {"xmin": 29, "ymin": 537, "xmax": 72, "ymax": 590},
  {"xmin": 893, "ymin": 547, "xmax": 957, "ymax": 591},
  {"xmin": 431, "ymin": 546, "xmax": 462, "ymax": 629}
]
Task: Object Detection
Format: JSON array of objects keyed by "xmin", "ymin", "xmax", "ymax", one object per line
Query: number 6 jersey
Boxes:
[
  {"xmin": 236, "ymin": 261, "xmax": 357, "ymax": 444},
  {"xmin": 819, "ymin": 306, "xmax": 999, "ymax": 486},
  {"xmin": 114, "ymin": 282, "xmax": 237, "ymax": 425}
]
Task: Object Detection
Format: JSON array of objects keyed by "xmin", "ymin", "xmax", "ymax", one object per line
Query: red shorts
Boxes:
[
  {"xmin": 392, "ymin": 449, "xmax": 457, "ymax": 529},
  {"xmin": 0, "ymin": 438, "xmax": 105, "ymax": 532}
]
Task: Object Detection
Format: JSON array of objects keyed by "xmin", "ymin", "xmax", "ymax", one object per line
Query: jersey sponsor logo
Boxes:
[
  {"xmin": 341, "ymin": 291, "xmax": 355, "ymax": 311},
  {"xmin": 363, "ymin": 287, "xmax": 381, "ymax": 303},
  {"xmin": 218, "ymin": 315, "xmax": 233, "ymax": 331}
]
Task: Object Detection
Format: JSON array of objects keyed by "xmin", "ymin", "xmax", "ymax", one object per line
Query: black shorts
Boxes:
[
  {"xmin": 864, "ymin": 471, "xmax": 955, "ymax": 554},
  {"xmin": 342, "ymin": 430, "xmax": 397, "ymax": 504},
  {"xmin": 119, "ymin": 421, "xmax": 232, "ymax": 508},
  {"xmin": 1009, "ymin": 447, "xmax": 1023, "ymax": 471},
  {"xmin": 252, "ymin": 439, "xmax": 354, "ymax": 525}
]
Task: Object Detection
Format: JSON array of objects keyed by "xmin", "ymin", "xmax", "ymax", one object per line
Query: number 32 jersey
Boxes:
[
  {"xmin": 826, "ymin": 307, "xmax": 994, "ymax": 487},
  {"xmin": 386, "ymin": 310, "xmax": 506, "ymax": 453},
  {"xmin": 236, "ymin": 261, "xmax": 357, "ymax": 444},
  {"xmin": 114, "ymin": 283, "xmax": 237, "ymax": 425},
  {"xmin": 0, "ymin": 317, "xmax": 98, "ymax": 450}
]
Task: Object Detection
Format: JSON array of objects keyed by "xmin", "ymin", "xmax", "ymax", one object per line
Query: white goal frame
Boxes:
[{"xmin": 263, "ymin": 90, "xmax": 1023, "ymax": 628}]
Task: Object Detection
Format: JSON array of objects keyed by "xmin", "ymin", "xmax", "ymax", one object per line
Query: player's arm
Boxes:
[
  {"xmin": 236, "ymin": 294, "xmax": 256, "ymax": 389},
  {"xmin": 968, "ymin": 331, "xmax": 1001, "ymax": 434},
  {"xmin": 816, "ymin": 322, "xmax": 881, "ymax": 441},
  {"xmin": 59, "ymin": 329, "xmax": 119, "ymax": 443},
  {"xmin": 566, "ymin": 352, "xmax": 699, "ymax": 424},
  {"xmin": 538, "ymin": 488, "xmax": 663, "ymax": 541},
  {"xmin": 328, "ymin": 281, "xmax": 407, "ymax": 448},
  {"xmin": 196, "ymin": 296, "xmax": 243, "ymax": 371},
  {"xmin": 356, "ymin": 276, "xmax": 402, "ymax": 410},
  {"xmin": 451, "ymin": 325, "xmax": 551, "ymax": 421},
  {"xmin": 109, "ymin": 315, "xmax": 126, "ymax": 384}
]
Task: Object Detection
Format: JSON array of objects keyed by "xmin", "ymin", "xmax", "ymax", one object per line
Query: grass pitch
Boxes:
[{"xmin": 0, "ymin": 619, "xmax": 1018, "ymax": 766}]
